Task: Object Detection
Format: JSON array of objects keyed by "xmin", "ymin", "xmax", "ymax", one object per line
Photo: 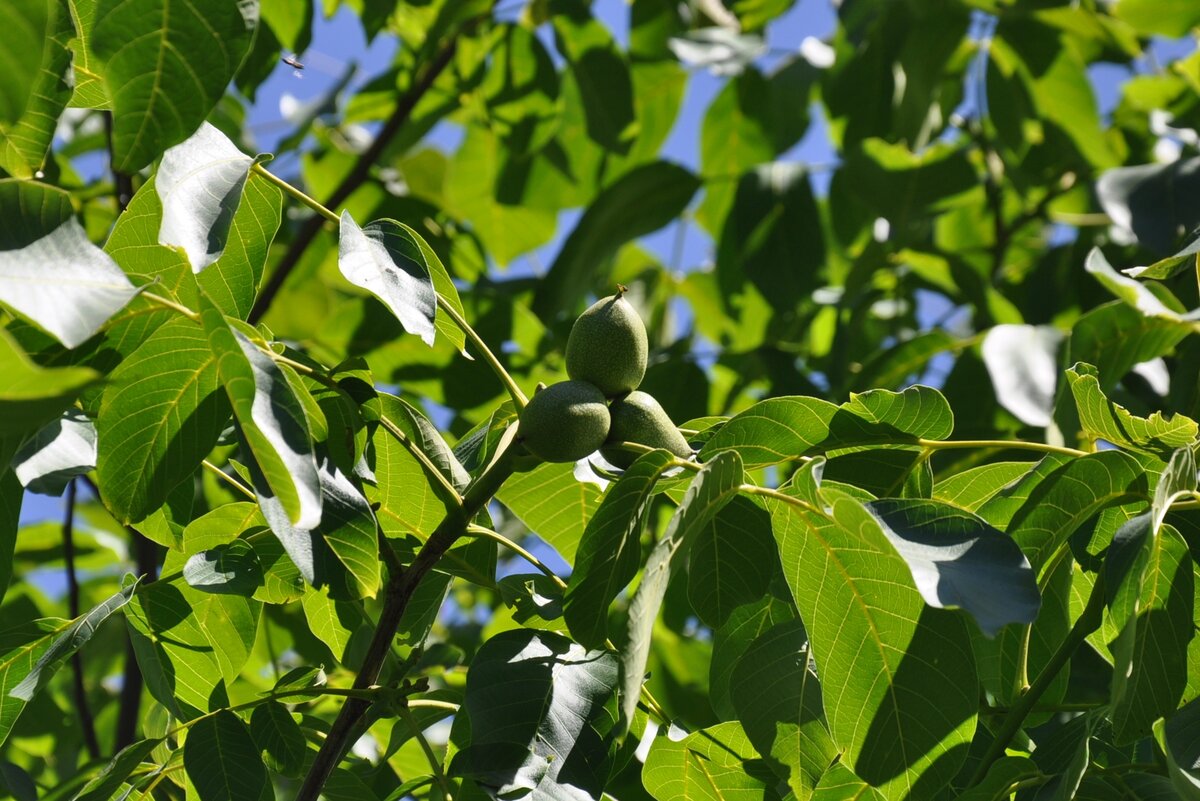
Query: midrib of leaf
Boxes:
[{"xmin": 815, "ymin": 528, "xmax": 911, "ymax": 792}]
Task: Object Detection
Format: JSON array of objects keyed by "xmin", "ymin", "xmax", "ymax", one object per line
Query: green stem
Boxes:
[
  {"xmin": 918, "ymin": 438, "xmax": 1087, "ymax": 458},
  {"xmin": 252, "ymin": 162, "xmax": 339, "ymax": 224},
  {"xmin": 435, "ymin": 292, "xmax": 528, "ymax": 409},
  {"xmin": 466, "ymin": 524, "xmax": 564, "ymax": 588},
  {"xmin": 970, "ymin": 573, "xmax": 1107, "ymax": 785},
  {"xmin": 400, "ymin": 705, "xmax": 454, "ymax": 801},
  {"xmin": 141, "ymin": 292, "xmax": 200, "ymax": 322},
  {"xmin": 201, "ymin": 459, "xmax": 255, "ymax": 501}
]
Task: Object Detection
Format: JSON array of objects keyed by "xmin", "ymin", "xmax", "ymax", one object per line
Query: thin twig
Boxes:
[
  {"xmin": 400, "ymin": 706, "xmax": 454, "ymax": 801},
  {"xmin": 435, "ymin": 292, "xmax": 528, "ymax": 409},
  {"xmin": 63, "ymin": 481, "xmax": 101, "ymax": 759},
  {"xmin": 248, "ymin": 33, "xmax": 466, "ymax": 325},
  {"xmin": 465, "ymin": 525, "xmax": 565, "ymax": 588},
  {"xmin": 201, "ymin": 460, "xmax": 255, "ymax": 501}
]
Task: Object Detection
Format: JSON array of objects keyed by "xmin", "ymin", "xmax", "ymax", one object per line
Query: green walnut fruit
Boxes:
[
  {"xmin": 601, "ymin": 390, "xmax": 692, "ymax": 469},
  {"xmin": 565, "ymin": 291, "xmax": 648, "ymax": 397},
  {"xmin": 518, "ymin": 380, "xmax": 611, "ymax": 463}
]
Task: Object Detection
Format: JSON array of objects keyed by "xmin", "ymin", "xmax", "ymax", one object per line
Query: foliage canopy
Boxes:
[{"xmin": 3, "ymin": 0, "xmax": 1200, "ymax": 800}]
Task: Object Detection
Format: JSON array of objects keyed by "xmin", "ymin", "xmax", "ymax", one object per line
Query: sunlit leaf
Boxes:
[
  {"xmin": 96, "ymin": 318, "xmax": 230, "ymax": 523},
  {"xmin": 11, "ymin": 411, "xmax": 96, "ymax": 496},
  {"xmin": 0, "ymin": 0, "xmax": 73, "ymax": 178},
  {"xmin": 767, "ymin": 489, "xmax": 977, "ymax": 799},
  {"xmin": 157, "ymin": 122, "xmax": 260, "ymax": 272},
  {"xmin": 0, "ymin": 181, "xmax": 139, "ymax": 348},
  {"xmin": 91, "ymin": 0, "xmax": 255, "ymax": 172},
  {"xmin": 0, "ymin": 329, "xmax": 98, "ymax": 437}
]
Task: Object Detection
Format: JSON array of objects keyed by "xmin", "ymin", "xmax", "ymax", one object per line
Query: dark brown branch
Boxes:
[
  {"xmin": 248, "ymin": 36, "xmax": 463, "ymax": 325},
  {"xmin": 63, "ymin": 480, "xmax": 101, "ymax": 760},
  {"xmin": 295, "ymin": 446, "xmax": 517, "ymax": 801},
  {"xmin": 103, "ymin": 112, "xmax": 134, "ymax": 213}
]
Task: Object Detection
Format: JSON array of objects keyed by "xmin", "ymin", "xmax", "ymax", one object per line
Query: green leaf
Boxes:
[
  {"xmin": 95, "ymin": 318, "xmax": 230, "ymax": 523},
  {"xmin": 700, "ymin": 385, "xmax": 953, "ymax": 468},
  {"xmin": 379, "ymin": 393, "xmax": 470, "ymax": 492},
  {"xmin": 1067, "ymin": 301, "xmax": 1191, "ymax": 388},
  {"xmin": 1067, "ymin": 362, "xmax": 1198, "ymax": 456},
  {"xmin": 156, "ymin": 122, "xmax": 259, "ymax": 272},
  {"xmin": 481, "ymin": 24, "xmax": 561, "ymax": 155},
  {"xmin": 0, "ymin": 329, "xmax": 98, "ymax": 437},
  {"xmin": 731, "ymin": 619, "xmax": 837, "ymax": 799},
  {"xmin": 1125, "ymin": 228, "xmax": 1200, "ymax": 282},
  {"xmin": 698, "ymin": 62, "xmax": 814, "ymax": 232},
  {"xmin": 183, "ymin": 540, "xmax": 263, "ymax": 596},
  {"xmin": 549, "ymin": 0, "xmax": 637, "ymax": 153},
  {"xmin": 338, "ymin": 213, "xmax": 437, "ymax": 347},
  {"xmin": 0, "ymin": 452, "xmax": 20, "ymax": 608},
  {"xmin": 1155, "ymin": 696, "xmax": 1200, "ymax": 799},
  {"xmin": 449, "ymin": 629, "xmax": 620, "ymax": 801},
  {"xmin": 1114, "ymin": 0, "xmax": 1200, "ymax": 37},
  {"xmin": 65, "ymin": 0, "xmax": 110, "ymax": 108},
  {"xmin": 124, "ymin": 581, "xmax": 228, "ymax": 719},
  {"xmin": 444, "ymin": 126, "xmax": 557, "ymax": 266},
  {"xmin": 811, "ymin": 763, "xmax": 885, "ymax": 800},
  {"xmin": 301, "ymin": 587, "xmax": 369, "ymax": 665},
  {"xmin": 200, "ymin": 298, "xmax": 322, "ymax": 528},
  {"xmin": 0, "ymin": 584, "xmax": 135, "ymax": 745},
  {"xmin": 0, "ymin": 181, "xmax": 139, "ymax": 348},
  {"xmin": 1085, "ymin": 248, "xmax": 1200, "ymax": 323},
  {"xmin": 564, "ymin": 449, "xmax": 676, "ymax": 649},
  {"xmin": 0, "ymin": 0, "xmax": 50, "ymax": 124},
  {"xmin": 91, "ymin": 0, "xmax": 255, "ymax": 172},
  {"xmin": 985, "ymin": 450, "xmax": 1148, "ymax": 573},
  {"xmin": 716, "ymin": 162, "xmax": 824, "ymax": 313},
  {"xmin": 1028, "ymin": 712, "xmax": 1095, "ymax": 800},
  {"xmin": 981, "ymin": 324, "xmax": 1063, "ymax": 428},
  {"xmin": 0, "ymin": 0, "xmax": 73, "ymax": 178},
  {"xmin": 0, "ymin": 177, "xmax": 72, "ymax": 248},
  {"xmin": 532, "ymin": 161, "xmax": 700, "ymax": 319},
  {"xmin": 11, "ymin": 411, "xmax": 96, "ymax": 495},
  {"xmin": 933, "ymin": 462, "xmax": 1033, "ymax": 511},
  {"xmin": 1107, "ymin": 517, "xmax": 1194, "ymax": 744},
  {"xmin": 197, "ymin": 170, "xmax": 283, "ymax": 320},
  {"xmin": 954, "ymin": 756, "xmax": 1041, "ymax": 801},
  {"xmin": 72, "ymin": 737, "xmax": 163, "ymax": 801},
  {"xmin": 840, "ymin": 139, "xmax": 977, "ymax": 223},
  {"xmin": 184, "ymin": 709, "xmax": 269, "ymax": 801},
  {"xmin": 643, "ymin": 722, "xmax": 781, "ymax": 801},
  {"xmin": 250, "ymin": 701, "xmax": 306, "ymax": 777},
  {"xmin": 866, "ymin": 499, "xmax": 1041, "ymax": 637},
  {"xmin": 256, "ymin": 455, "xmax": 381, "ymax": 600},
  {"xmin": 620, "ymin": 451, "xmax": 743, "ymax": 733},
  {"xmin": 495, "ymin": 462, "xmax": 603, "ymax": 564},
  {"xmin": 687, "ymin": 495, "xmax": 783, "ymax": 628},
  {"xmin": 767, "ymin": 489, "xmax": 977, "ymax": 800}
]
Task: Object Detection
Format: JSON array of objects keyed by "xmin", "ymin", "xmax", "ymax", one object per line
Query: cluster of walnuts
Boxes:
[{"xmin": 517, "ymin": 289, "xmax": 693, "ymax": 467}]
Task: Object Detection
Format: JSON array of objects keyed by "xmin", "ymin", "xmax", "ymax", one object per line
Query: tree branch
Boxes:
[
  {"xmin": 63, "ymin": 480, "xmax": 101, "ymax": 760},
  {"xmin": 295, "ymin": 445, "xmax": 517, "ymax": 800},
  {"xmin": 248, "ymin": 36, "xmax": 463, "ymax": 325}
]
